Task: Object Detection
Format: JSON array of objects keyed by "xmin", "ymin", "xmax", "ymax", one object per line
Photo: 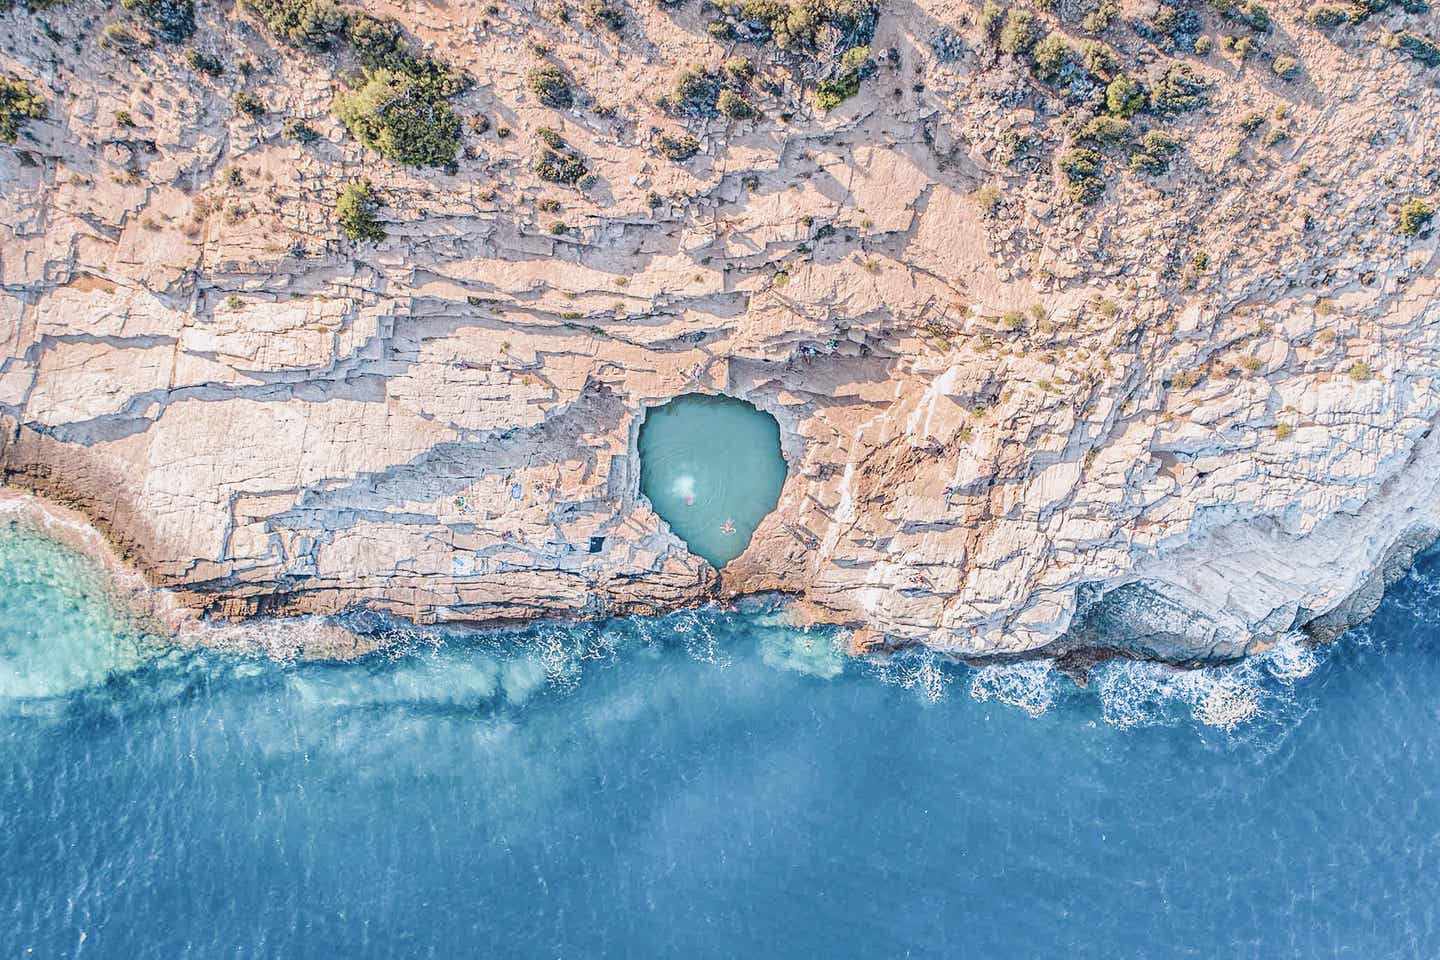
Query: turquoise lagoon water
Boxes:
[
  {"xmin": 637, "ymin": 393, "xmax": 787, "ymax": 568},
  {"xmin": 2, "ymin": 520, "xmax": 1440, "ymax": 957}
]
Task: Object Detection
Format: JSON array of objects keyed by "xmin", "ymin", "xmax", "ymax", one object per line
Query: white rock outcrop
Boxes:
[{"xmin": 2, "ymin": 0, "xmax": 1438, "ymax": 659}]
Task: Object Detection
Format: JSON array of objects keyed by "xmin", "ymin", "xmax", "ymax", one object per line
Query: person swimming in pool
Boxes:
[{"xmin": 720, "ymin": 519, "xmax": 735, "ymax": 534}]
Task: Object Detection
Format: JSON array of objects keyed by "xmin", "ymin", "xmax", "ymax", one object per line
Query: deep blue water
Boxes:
[{"xmin": 2, "ymin": 523, "xmax": 1439, "ymax": 958}]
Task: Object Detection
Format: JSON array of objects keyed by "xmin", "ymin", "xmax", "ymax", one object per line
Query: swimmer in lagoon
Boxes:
[{"xmin": 720, "ymin": 519, "xmax": 736, "ymax": 535}]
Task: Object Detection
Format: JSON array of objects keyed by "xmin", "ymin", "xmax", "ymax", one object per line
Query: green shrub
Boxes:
[
  {"xmin": 814, "ymin": 45, "xmax": 869, "ymax": 111},
  {"xmin": 1079, "ymin": 114, "xmax": 1130, "ymax": 144},
  {"xmin": 527, "ymin": 64, "xmax": 573, "ymax": 109},
  {"xmin": 1032, "ymin": 33, "xmax": 1076, "ymax": 82},
  {"xmin": 1394, "ymin": 31, "xmax": 1440, "ymax": 67},
  {"xmin": 0, "ymin": 75, "xmax": 46, "ymax": 144},
  {"xmin": 657, "ymin": 130, "xmax": 700, "ymax": 161},
  {"xmin": 1150, "ymin": 63, "xmax": 1209, "ymax": 113},
  {"xmin": 815, "ymin": 72, "xmax": 860, "ymax": 110},
  {"xmin": 534, "ymin": 139, "xmax": 589, "ymax": 183},
  {"xmin": 718, "ymin": 89, "xmax": 759, "ymax": 119},
  {"xmin": 1080, "ymin": 40, "xmax": 1117, "ymax": 78},
  {"xmin": 284, "ymin": 117, "xmax": 319, "ymax": 142},
  {"xmin": 1304, "ymin": 2, "xmax": 1357, "ymax": 26},
  {"xmin": 334, "ymin": 68, "xmax": 462, "ymax": 167},
  {"xmin": 335, "ymin": 179, "xmax": 386, "ymax": 242},
  {"xmin": 1105, "ymin": 73, "xmax": 1144, "ymax": 116},
  {"xmin": 233, "ymin": 91, "xmax": 265, "ymax": 117},
  {"xmin": 122, "ymin": 0, "xmax": 195, "ymax": 42},
  {"xmin": 1397, "ymin": 198, "xmax": 1435, "ymax": 235},
  {"xmin": 537, "ymin": 126, "xmax": 567, "ymax": 150},
  {"xmin": 1128, "ymin": 130, "xmax": 1180, "ymax": 173},
  {"xmin": 1083, "ymin": 0, "xmax": 1119, "ymax": 33},
  {"xmin": 978, "ymin": 0, "xmax": 1004, "ymax": 37},
  {"xmin": 999, "ymin": 10, "xmax": 1037, "ymax": 55},
  {"xmin": 187, "ymin": 49, "xmax": 224, "ymax": 75},
  {"xmin": 723, "ymin": 55, "xmax": 755, "ymax": 82},
  {"xmin": 1059, "ymin": 147, "xmax": 1105, "ymax": 203},
  {"xmin": 242, "ymin": 0, "xmax": 347, "ymax": 48},
  {"xmin": 667, "ymin": 68, "xmax": 720, "ymax": 117},
  {"xmin": 1271, "ymin": 54, "xmax": 1300, "ymax": 78},
  {"xmin": 115, "ymin": 109, "xmax": 136, "ymax": 127}
]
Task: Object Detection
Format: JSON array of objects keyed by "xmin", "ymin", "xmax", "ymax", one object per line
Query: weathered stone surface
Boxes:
[{"xmin": 2, "ymin": 0, "xmax": 1439, "ymax": 659}]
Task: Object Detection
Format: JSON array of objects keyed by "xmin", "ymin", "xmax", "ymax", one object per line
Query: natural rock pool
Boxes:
[{"xmin": 637, "ymin": 393, "xmax": 788, "ymax": 568}]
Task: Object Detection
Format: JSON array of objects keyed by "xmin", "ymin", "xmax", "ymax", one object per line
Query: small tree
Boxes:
[
  {"xmin": 718, "ymin": 89, "xmax": 759, "ymax": 120},
  {"xmin": 0, "ymin": 75, "xmax": 46, "ymax": 144},
  {"xmin": 336, "ymin": 180, "xmax": 386, "ymax": 243},
  {"xmin": 999, "ymin": 10, "xmax": 1037, "ymax": 55},
  {"xmin": 1105, "ymin": 74, "xmax": 1144, "ymax": 117},
  {"xmin": 334, "ymin": 68, "xmax": 462, "ymax": 167}
]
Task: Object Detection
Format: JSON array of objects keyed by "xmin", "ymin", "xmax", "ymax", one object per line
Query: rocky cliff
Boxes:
[{"xmin": 2, "ymin": 0, "xmax": 1438, "ymax": 660}]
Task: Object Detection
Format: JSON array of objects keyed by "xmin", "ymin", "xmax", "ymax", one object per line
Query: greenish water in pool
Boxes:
[{"xmin": 637, "ymin": 393, "xmax": 787, "ymax": 568}]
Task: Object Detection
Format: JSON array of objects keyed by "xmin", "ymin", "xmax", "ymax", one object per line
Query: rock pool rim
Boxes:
[{"xmin": 635, "ymin": 392, "xmax": 790, "ymax": 572}]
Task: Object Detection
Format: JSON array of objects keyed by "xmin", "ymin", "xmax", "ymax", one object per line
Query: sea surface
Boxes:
[{"xmin": 1, "ymin": 521, "xmax": 1438, "ymax": 958}]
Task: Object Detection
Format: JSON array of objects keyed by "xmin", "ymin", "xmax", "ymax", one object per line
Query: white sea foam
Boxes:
[
  {"xmin": 969, "ymin": 660, "xmax": 1059, "ymax": 717},
  {"xmin": 1089, "ymin": 634, "xmax": 1323, "ymax": 732},
  {"xmin": 866, "ymin": 648, "xmax": 956, "ymax": 703}
]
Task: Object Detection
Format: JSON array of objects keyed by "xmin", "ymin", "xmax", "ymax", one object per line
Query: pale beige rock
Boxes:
[{"xmin": 2, "ymin": 0, "xmax": 1439, "ymax": 660}]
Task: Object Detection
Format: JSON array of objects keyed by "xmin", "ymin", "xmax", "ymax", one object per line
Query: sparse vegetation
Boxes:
[
  {"xmin": 527, "ymin": 64, "xmax": 573, "ymax": 109},
  {"xmin": 242, "ymin": 0, "xmax": 347, "ymax": 48},
  {"xmin": 534, "ymin": 134, "xmax": 590, "ymax": 184},
  {"xmin": 334, "ymin": 68, "xmax": 462, "ymax": 167},
  {"xmin": 1272, "ymin": 55, "xmax": 1300, "ymax": 79},
  {"xmin": 0, "ymin": 76, "xmax": 46, "ymax": 144},
  {"xmin": 122, "ymin": 0, "xmax": 195, "ymax": 42},
  {"xmin": 335, "ymin": 179, "xmax": 385, "ymax": 243},
  {"xmin": 1058, "ymin": 147, "xmax": 1106, "ymax": 204},
  {"xmin": 1347, "ymin": 360, "xmax": 1373, "ymax": 382},
  {"xmin": 1393, "ymin": 32, "xmax": 1440, "ymax": 68},
  {"xmin": 1105, "ymin": 74, "xmax": 1144, "ymax": 117},
  {"xmin": 187, "ymin": 49, "xmax": 224, "ymax": 76},
  {"xmin": 718, "ymin": 89, "xmax": 759, "ymax": 120},
  {"xmin": 233, "ymin": 91, "xmax": 265, "ymax": 117},
  {"xmin": 283, "ymin": 117, "xmax": 319, "ymax": 142},
  {"xmin": 657, "ymin": 130, "xmax": 701, "ymax": 161},
  {"xmin": 1397, "ymin": 198, "xmax": 1435, "ymax": 235},
  {"xmin": 1304, "ymin": 2, "xmax": 1355, "ymax": 27},
  {"xmin": 1149, "ymin": 64, "xmax": 1209, "ymax": 113},
  {"xmin": 1129, "ymin": 130, "xmax": 1180, "ymax": 174}
]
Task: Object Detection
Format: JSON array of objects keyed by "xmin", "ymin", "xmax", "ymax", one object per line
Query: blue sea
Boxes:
[{"xmin": 2, "ymin": 521, "xmax": 1438, "ymax": 958}]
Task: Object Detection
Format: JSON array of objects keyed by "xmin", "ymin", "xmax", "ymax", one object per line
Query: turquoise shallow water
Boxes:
[
  {"xmin": 637, "ymin": 393, "xmax": 787, "ymax": 567},
  {"xmin": 2, "ymin": 521, "xmax": 1440, "ymax": 957}
]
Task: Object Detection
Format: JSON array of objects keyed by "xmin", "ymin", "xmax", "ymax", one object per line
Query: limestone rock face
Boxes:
[{"xmin": 3, "ymin": 0, "xmax": 1439, "ymax": 658}]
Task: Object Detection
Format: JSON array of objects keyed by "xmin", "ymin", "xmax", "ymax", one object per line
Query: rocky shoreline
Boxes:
[{"xmin": 3, "ymin": 0, "xmax": 1438, "ymax": 662}]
